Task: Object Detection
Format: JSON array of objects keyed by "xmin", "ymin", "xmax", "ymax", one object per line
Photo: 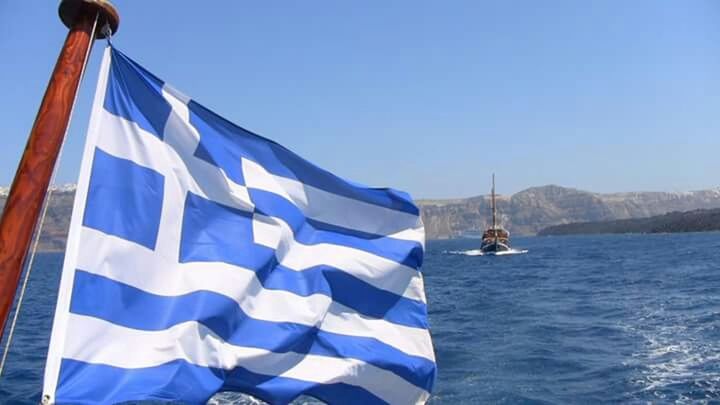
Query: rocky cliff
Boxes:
[
  {"xmin": 2, "ymin": 184, "xmax": 720, "ymax": 248},
  {"xmin": 418, "ymin": 185, "xmax": 720, "ymax": 239}
]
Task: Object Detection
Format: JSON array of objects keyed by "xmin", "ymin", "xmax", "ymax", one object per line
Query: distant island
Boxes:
[
  {"xmin": 538, "ymin": 208, "xmax": 720, "ymax": 236},
  {"xmin": 419, "ymin": 185, "xmax": 720, "ymax": 239},
  {"xmin": 2, "ymin": 184, "xmax": 720, "ymax": 250}
]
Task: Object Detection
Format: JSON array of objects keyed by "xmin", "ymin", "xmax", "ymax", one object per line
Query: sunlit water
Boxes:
[{"xmin": 0, "ymin": 233, "xmax": 719, "ymax": 403}]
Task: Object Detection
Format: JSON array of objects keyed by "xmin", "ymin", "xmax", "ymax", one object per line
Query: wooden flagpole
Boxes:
[{"xmin": 0, "ymin": 0, "xmax": 119, "ymax": 340}]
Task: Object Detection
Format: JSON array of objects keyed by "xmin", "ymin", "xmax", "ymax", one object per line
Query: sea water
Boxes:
[{"xmin": 0, "ymin": 232, "xmax": 719, "ymax": 404}]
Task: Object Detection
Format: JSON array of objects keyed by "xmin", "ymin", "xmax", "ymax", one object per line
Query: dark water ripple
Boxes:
[{"xmin": 0, "ymin": 233, "xmax": 719, "ymax": 404}]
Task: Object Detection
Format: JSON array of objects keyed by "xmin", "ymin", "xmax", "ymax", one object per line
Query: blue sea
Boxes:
[{"xmin": 0, "ymin": 232, "xmax": 719, "ymax": 404}]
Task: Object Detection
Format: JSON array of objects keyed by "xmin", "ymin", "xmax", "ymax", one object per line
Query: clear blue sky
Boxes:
[{"xmin": 1, "ymin": 1, "xmax": 719, "ymax": 199}]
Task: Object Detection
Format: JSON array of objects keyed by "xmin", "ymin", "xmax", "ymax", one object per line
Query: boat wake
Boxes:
[
  {"xmin": 621, "ymin": 306, "xmax": 720, "ymax": 401},
  {"xmin": 445, "ymin": 248, "xmax": 528, "ymax": 256}
]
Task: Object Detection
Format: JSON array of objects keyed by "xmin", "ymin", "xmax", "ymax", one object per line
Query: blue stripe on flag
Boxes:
[
  {"xmin": 306, "ymin": 217, "xmax": 424, "ymax": 267},
  {"xmin": 222, "ymin": 364, "xmax": 387, "ymax": 405},
  {"xmin": 57, "ymin": 359, "xmax": 387, "ymax": 405},
  {"xmin": 57, "ymin": 359, "xmax": 223, "ymax": 404},
  {"xmin": 187, "ymin": 100, "xmax": 419, "ymax": 215},
  {"xmin": 69, "ymin": 271, "xmax": 436, "ymax": 391},
  {"xmin": 258, "ymin": 264, "xmax": 428, "ymax": 329},
  {"xmin": 104, "ymin": 48, "xmax": 171, "ymax": 139},
  {"xmin": 83, "ymin": 148, "xmax": 164, "ymax": 250}
]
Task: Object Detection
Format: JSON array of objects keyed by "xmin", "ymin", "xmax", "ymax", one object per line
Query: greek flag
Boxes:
[{"xmin": 42, "ymin": 46, "xmax": 435, "ymax": 404}]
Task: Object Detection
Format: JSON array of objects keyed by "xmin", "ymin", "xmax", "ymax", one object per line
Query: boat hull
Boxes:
[{"xmin": 480, "ymin": 241, "xmax": 510, "ymax": 254}]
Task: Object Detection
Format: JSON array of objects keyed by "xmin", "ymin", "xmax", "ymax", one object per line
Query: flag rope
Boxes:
[{"xmin": 0, "ymin": 11, "xmax": 101, "ymax": 377}]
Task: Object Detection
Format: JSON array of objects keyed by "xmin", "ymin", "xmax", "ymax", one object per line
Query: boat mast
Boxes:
[
  {"xmin": 0, "ymin": 0, "xmax": 119, "ymax": 339},
  {"xmin": 491, "ymin": 173, "xmax": 497, "ymax": 230}
]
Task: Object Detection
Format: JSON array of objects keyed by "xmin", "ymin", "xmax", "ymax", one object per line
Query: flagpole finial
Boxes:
[{"xmin": 59, "ymin": 0, "xmax": 119, "ymax": 39}]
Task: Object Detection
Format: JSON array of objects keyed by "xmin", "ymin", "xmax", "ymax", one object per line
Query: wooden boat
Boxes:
[{"xmin": 480, "ymin": 174, "xmax": 511, "ymax": 254}]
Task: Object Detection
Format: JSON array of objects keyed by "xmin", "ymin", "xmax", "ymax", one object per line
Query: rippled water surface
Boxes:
[{"xmin": 1, "ymin": 233, "xmax": 719, "ymax": 403}]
